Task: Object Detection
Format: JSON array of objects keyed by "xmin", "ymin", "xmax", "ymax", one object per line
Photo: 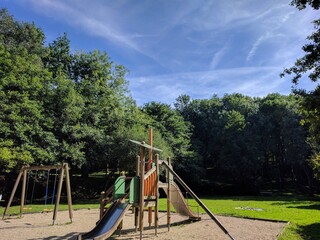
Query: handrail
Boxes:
[{"xmin": 144, "ymin": 166, "xmax": 156, "ymax": 180}]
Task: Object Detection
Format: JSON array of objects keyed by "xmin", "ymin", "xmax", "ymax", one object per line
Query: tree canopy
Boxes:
[{"xmin": 282, "ymin": 0, "xmax": 320, "ymax": 180}]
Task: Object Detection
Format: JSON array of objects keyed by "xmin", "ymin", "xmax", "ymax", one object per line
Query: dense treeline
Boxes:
[
  {"xmin": 0, "ymin": 9, "xmax": 319, "ymax": 196},
  {"xmin": 173, "ymin": 94, "xmax": 315, "ymax": 193}
]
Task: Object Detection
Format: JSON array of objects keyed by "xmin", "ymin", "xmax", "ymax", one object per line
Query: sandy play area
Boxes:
[{"xmin": 0, "ymin": 208, "xmax": 287, "ymax": 240}]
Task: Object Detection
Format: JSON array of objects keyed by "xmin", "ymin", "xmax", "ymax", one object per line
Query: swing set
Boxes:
[{"xmin": 2, "ymin": 163, "xmax": 73, "ymax": 224}]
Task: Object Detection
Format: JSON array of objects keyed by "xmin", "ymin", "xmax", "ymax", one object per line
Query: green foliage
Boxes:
[
  {"xmin": 310, "ymin": 153, "xmax": 320, "ymax": 179},
  {"xmin": 174, "ymin": 93, "xmax": 310, "ymax": 190},
  {"xmin": 258, "ymin": 94, "xmax": 310, "ymax": 185},
  {"xmin": 0, "ymin": 39, "xmax": 57, "ymax": 170},
  {"xmin": 281, "ymin": 19, "xmax": 320, "ymax": 84},
  {"xmin": 142, "ymin": 101, "xmax": 203, "ymax": 184},
  {"xmin": 290, "ymin": 0, "xmax": 320, "ymax": 10},
  {"xmin": 282, "ymin": 1, "xmax": 320, "ymax": 181},
  {"xmin": 0, "ymin": 8, "xmax": 139, "ymax": 173},
  {"xmin": 0, "ymin": 9, "xmax": 45, "ymax": 55},
  {"xmin": 0, "ymin": 140, "xmax": 33, "ymax": 169}
]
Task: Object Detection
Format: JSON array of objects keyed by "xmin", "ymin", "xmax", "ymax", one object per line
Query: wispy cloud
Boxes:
[
  {"xmin": 29, "ymin": 0, "xmax": 152, "ymax": 57},
  {"xmin": 210, "ymin": 45, "xmax": 228, "ymax": 69},
  {"xmin": 128, "ymin": 66, "xmax": 294, "ymax": 105}
]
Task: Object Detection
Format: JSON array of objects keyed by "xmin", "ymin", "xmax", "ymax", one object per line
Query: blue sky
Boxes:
[{"xmin": 2, "ymin": 0, "xmax": 318, "ymax": 105}]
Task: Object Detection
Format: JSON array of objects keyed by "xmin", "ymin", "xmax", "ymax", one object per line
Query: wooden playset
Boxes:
[{"xmin": 79, "ymin": 129, "xmax": 235, "ymax": 240}]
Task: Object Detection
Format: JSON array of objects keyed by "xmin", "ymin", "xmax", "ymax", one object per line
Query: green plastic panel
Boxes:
[
  {"xmin": 129, "ymin": 176, "xmax": 140, "ymax": 204},
  {"xmin": 114, "ymin": 176, "xmax": 126, "ymax": 200}
]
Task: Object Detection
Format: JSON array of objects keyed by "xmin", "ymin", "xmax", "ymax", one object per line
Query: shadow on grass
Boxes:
[
  {"xmin": 287, "ymin": 204, "xmax": 320, "ymax": 210},
  {"xmin": 297, "ymin": 222, "xmax": 320, "ymax": 240},
  {"xmin": 200, "ymin": 195, "xmax": 319, "ymax": 203}
]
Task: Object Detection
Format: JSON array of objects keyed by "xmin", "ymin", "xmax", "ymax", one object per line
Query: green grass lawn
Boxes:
[
  {"xmin": 159, "ymin": 195, "xmax": 320, "ymax": 240},
  {"xmin": 0, "ymin": 203, "xmax": 100, "ymax": 216},
  {"xmin": 1, "ymin": 195, "xmax": 319, "ymax": 240}
]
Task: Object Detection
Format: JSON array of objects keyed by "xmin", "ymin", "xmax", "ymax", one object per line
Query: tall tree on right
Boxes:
[{"xmin": 281, "ymin": 0, "xmax": 320, "ymax": 180}]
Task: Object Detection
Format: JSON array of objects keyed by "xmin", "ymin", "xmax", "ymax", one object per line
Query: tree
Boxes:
[
  {"xmin": 257, "ymin": 94, "xmax": 310, "ymax": 188},
  {"xmin": 290, "ymin": 0, "xmax": 320, "ymax": 10},
  {"xmin": 175, "ymin": 93, "xmax": 310, "ymax": 193},
  {"xmin": 0, "ymin": 8, "xmax": 45, "ymax": 56},
  {"xmin": 0, "ymin": 9, "xmax": 141, "ymax": 174},
  {"xmin": 281, "ymin": 0, "xmax": 320, "ymax": 180},
  {"xmin": 0, "ymin": 42, "xmax": 57, "ymax": 170},
  {"xmin": 142, "ymin": 101, "xmax": 203, "ymax": 184},
  {"xmin": 217, "ymin": 94, "xmax": 262, "ymax": 186}
]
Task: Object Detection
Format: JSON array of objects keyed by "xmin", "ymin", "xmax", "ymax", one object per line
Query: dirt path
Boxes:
[{"xmin": 0, "ymin": 209, "xmax": 286, "ymax": 240}]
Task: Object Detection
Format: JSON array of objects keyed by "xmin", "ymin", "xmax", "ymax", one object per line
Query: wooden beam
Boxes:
[
  {"xmin": 167, "ymin": 157, "xmax": 171, "ymax": 231},
  {"xmin": 139, "ymin": 147, "xmax": 145, "ymax": 239},
  {"xmin": 20, "ymin": 170, "xmax": 27, "ymax": 217},
  {"xmin": 21, "ymin": 165, "xmax": 64, "ymax": 171},
  {"xmin": 2, "ymin": 171, "xmax": 23, "ymax": 219},
  {"xmin": 155, "ymin": 153, "xmax": 159, "ymax": 236},
  {"xmin": 53, "ymin": 166, "xmax": 65, "ymax": 225},
  {"xmin": 64, "ymin": 163, "xmax": 73, "ymax": 222}
]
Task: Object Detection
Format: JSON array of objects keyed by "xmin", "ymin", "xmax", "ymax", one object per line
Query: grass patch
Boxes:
[
  {"xmin": 158, "ymin": 195, "xmax": 320, "ymax": 240},
  {"xmin": 0, "ymin": 203, "xmax": 100, "ymax": 216}
]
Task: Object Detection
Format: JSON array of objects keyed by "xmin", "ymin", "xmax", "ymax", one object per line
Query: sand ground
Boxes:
[{"xmin": 0, "ymin": 208, "xmax": 287, "ymax": 240}]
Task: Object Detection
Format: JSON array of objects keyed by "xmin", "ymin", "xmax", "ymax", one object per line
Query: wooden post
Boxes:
[
  {"xmin": 20, "ymin": 170, "xmax": 27, "ymax": 217},
  {"xmin": 100, "ymin": 191, "xmax": 106, "ymax": 219},
  {"xmin": 147, "ymin": 128, "xmax": 153, "ymax": 227},
  {"xmin": 134, "ymin": 155, "xmax": 140, "ymax": 232},
  {"xmin": 64, "ymin": 163, "xmax": 73, "ymax": 222},
  {"xmin": 3, "ymin": 171, "xmax": 23, "ymax": 219},
  {"xmin": 155, "ymin": 154, "xmax": 159, "ymax": 236},
  {"xmin": 167, "ymin": 157, "xmax": 171, "ymax": 231},
  {"xmin": 147, "ymin": 128, "xmax": 153, "ymax": 170},
  {"xmin": 139, "ymin": 146, "xmax": 145, "ymax": 239},
  {"xmin": 53, "ymin": 166, "xmax": 65, "ymax": 225}
]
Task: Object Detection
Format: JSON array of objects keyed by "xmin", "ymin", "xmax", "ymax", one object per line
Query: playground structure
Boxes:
[
  {"xmin": 79, "ymin": 133, "xmax": 235, "ymax": 240},
  {"xmin": 2, "ymin": 163, "xmax": 73, "ymax": 224}
]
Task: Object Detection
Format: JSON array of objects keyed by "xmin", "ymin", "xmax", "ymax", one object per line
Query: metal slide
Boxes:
[
  {"xmin": 78, "ymin": 200, "xmax": 130, "ymax": 240},
  {"xmin": 161, "ymin": 161, "xmax": 236, "ymax": 240},
  {"xmin": 160, "ymin": 181, "xmax": 200, "ymax": 220}
]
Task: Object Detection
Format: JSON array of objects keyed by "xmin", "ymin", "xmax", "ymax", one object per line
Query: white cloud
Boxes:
[
  {"xmin": 210, "ymin": 45, "xmax": 228, "ymax": 69},
  {"xmin": 29, "ymin": 0, "xmax": 151, "ymax": 56},
  {"xmin": 246, "ymin": 34, "xmax": 269, "ymax": 62},
  {"xmin": 128, "ymin": 67, "xmax": 294, "ymax": 105}
]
